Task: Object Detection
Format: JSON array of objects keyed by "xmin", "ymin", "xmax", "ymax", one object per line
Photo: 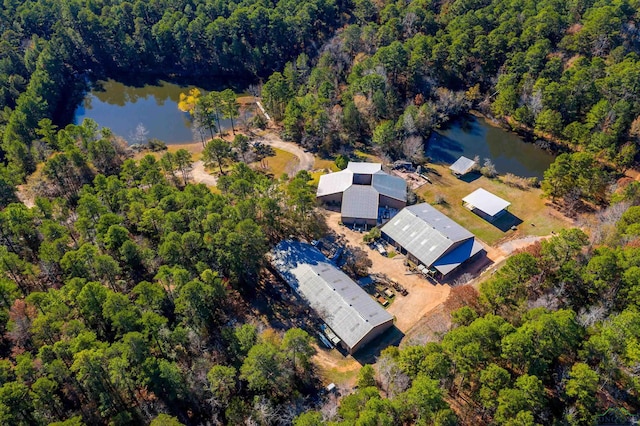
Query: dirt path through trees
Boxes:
[
  {"xmin": 190, "ymin": 160, "xmax": 219, "ymax": 186},
  {"xmin": 186, "ymin": 129, "xmax": 313, "ymax": 186},
  {"xmin": 254, "ymin": 131, "xmax": 315, "ymax": 173}
]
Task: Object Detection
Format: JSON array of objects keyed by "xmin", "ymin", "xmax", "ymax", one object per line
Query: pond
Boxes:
[
  {"xmin": 426, "ymin": 115, "xmax": 556, "ymax": 179},
  {"xmin": 73, "ymin": 79, "xmax": 245, "ymax": 145}
]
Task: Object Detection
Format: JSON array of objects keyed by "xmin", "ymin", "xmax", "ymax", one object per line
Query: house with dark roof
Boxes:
[
  {"xmin": 462, "ymin": 188, "xmax": 511, "ymax": 222},
  {"xmin": 270, "ymin": 240, "xmax": 394, "ymax": 354},
  {"xmin": 380, "ymin": 203, "xmax": 484, "ymax": 278},
  {"xmin": 316, "ymin": 162, "xmax": 407, "ymax": 226}
]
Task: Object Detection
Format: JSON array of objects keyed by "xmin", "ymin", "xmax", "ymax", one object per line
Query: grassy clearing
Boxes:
[
  {"xmin": 314, "ymin": 157, "xmax": 340, "ymax": 172},
  {"xmin": 132, "ymin": 141, "xmax": 205, "ymax": 162},
  {"xmin": 167, "ymin": 142, "xmax": 204, "ymax": 161},
  {"xmin": 310, "ymin": 157, "xmax": 339, "ymax": 186},
  {"xmin": 317, "ymin": 363, "xmax": 359, "ymax": 386},
  {"xmin": 353, "ymin": 150, "xmax": 381, "ymax": 163},
  {"xmin": 418, "ymin": 164, "xmax": 569, "ymax": 245},
  {"xmin": 313, "ymin": 350, "xmax": 360, "ymax": 386},
  {"xmin": 250, "ymin": 148, "xmax": 297, "ymax": 178}
]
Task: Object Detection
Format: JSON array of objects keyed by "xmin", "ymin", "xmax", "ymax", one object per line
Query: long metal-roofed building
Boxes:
[
  {"xmin": 317, "ymin": 162, "xmax": 407, "ymax": 226},
  {"xmin": 381, "ymin": 203, "xmax": 484, "ymax": 278},
  {"xmin": 270, "ymin": 240, "xmax": 394, "ymax": 354}
]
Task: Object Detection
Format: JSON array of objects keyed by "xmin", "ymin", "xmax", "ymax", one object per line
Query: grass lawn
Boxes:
[
  {"xmin": 353, "ymin": 150, "xmax": 381, "ymax": 163},
  {"xmin": 314, "ymin": 157, "xmax": 339, "ymax": 172},
  {"xmin": 167, "ymin": 142, "xmax": 204, "ymax": 161},
  {"xmin": 313, "ymin": 349, "xmax": 360, "ymax": 387},
  {"xmin": 133, "ymin": 141, "xmax": 205, "ymax": 162},
  {"xmin": 310, "ymin": 157, "xmax": 340, "ymax": 186},
  {"xmin": 417, "ymin": 164, "xmax": 570, "ymax": 245},
  {"xmin": 250, "ymin": 147, "xmax": 297, "ymax": 178}
]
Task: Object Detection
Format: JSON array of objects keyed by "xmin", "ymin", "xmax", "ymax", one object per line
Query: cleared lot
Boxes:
[
  {"xmin": 417, "ymin": 164, "xmax": 571, "ymax": 245},
  {"xmin": 323, "ymin": 211, "xmax": 451, "ymax": 333}
]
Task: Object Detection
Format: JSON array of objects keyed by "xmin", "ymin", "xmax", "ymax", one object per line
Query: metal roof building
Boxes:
[
  {"xmin": 317, "ymin": 162, "xmax": 407, "ymax": 226},
  {"xmin": 270, "ymin": 240, "xmax": 394, "ymax": 354},
  {"xmin": 449, "ymin": 156, "xmax": 477, "ymax": 176},
  {"xmin": 462, "ymin": 188, "xmax": 510, "ymax": 221},
  {"xmin": 381, "ymin": 204, "xmax": 484, "ymax": 277},
  {"xmin": 347, "ymin": 162, "xmax": 382, "ymax": 174},
  {"xmin": 342, "ymin": 186, "xmax": 379, "ymax": 223}
]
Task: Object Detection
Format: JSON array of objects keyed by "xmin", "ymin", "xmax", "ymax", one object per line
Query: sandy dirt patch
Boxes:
[
  {"xmin": 312, "ymin": 346, "xmax": 361, "ymax": 388},
  {"xmin": 15, "ymin": 185, "xmax": 35, "ymax": 208},
  {"xmin": 254, "ymin": 131, "xmax": 314, "ymax": 173},
  {"xmin": 323, "ymin": 211, "xmax": 451, "ymax": 334},
  {"xmin": 190, "ymin": 160, "xmax": 218, "ymax": 186}
]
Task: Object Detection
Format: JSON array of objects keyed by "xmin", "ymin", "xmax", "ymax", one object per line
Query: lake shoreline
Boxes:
[
  {"xmin": 74, "ymin": 79, "xmax": 257, "ymax": 145},
  {"xmin": 427, "ymin": 112, "xmax": 557, "ymax": 179},
  {"xmin": 469, "ymin": 109, "xmax": 568, "ymax": 156}
]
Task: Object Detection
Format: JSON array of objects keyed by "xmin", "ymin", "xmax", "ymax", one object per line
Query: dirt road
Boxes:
[
  {"xmin": 323, "ymin": 211, "xmax": 451, "ymax": 334},
  {"xmin": 255, "ymin": 131, "xmax": 315, "ymax": 173},
  {"xmin": 190, "ymin": 161, "xmax": 218, "ymax": 186},
  {"xmin": 186, "ymin": 130, "xmax": 313, "ymax": 186}
]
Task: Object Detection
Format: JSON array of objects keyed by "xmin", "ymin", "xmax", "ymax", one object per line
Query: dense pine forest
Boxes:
[{"xmin": 0, "ymin": 0, "xmax": 640, "ymax": 424}]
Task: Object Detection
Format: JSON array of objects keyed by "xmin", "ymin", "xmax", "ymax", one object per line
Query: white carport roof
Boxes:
[{"xmin": 462, "ymin": 188, "xmax": 510, "ymax": 217}]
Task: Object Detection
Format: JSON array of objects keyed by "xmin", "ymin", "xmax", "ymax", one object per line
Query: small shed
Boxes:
[
  {"xmin": 449, "ymin": 156, "xmax": 477, "ymax": 176},
  {"xmin": 462, "ymin": 188, "xmax": 511, "ymax": 222}
]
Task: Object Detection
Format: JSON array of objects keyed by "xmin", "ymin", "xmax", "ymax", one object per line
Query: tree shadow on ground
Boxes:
[{"xmin": 352, "ymin": 326, "xmax": 404, "ymax": 365}]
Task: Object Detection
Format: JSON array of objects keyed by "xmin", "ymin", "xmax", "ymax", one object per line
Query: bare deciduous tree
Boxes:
[
  {"xmin": 376, "ymin": 353, "xmax": 410, "ymax": 398},
  {"xmin": 402, "ymin": 135, "xmax": 424, "ymax": 163}
]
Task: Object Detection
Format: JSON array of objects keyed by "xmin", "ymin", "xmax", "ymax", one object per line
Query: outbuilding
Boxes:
[
  {"xmin": 270, "ymin": 240, "xmax": 394, "ymax": 354},
  {"xmin": 462, "ymin": 188, "xmax": 511, "ymax": 222},
  {"xmin": 381, "ymin": 204, "xmax": 484, "ymax": 278},
  {"xmin": 449, "ymin": 156, "xmax": 477, "ymax": 177}
]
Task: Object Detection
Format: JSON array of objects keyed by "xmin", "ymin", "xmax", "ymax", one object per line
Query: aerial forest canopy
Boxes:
[
  {"xmin": 267, "ymin": 0, "xmax": 640, "ymax": 177},
  {"xmin": 0, "ymin": 0, "xmax": 639, "ymax": 424},
  {"xmin": 2, "ymin": 0, "xmax": 640, "ymax": 179},
  {"xmin": 0, "ymin": 0, "xmax": 344, "ymax": 178}
]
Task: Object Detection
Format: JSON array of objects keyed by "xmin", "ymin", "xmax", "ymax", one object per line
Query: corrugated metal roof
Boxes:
[
  {"xmin": 347, "ymin": 162, "xmax": 382, "ymax": 174},
  {"xmin": 449, "ymin": 156, "xmax": 477, "ymax": 175},
  {"xmin": 372, "ymin": 172, "xmax": 407, "ymax": 202},
  {"xmin": 271, "ymin": 241, "xmax": 393, "ymax": 351},
  {"xmin": 462, "ymin": 188, "xmax": 510, "ymax": 217},
  {"xmin": 342, "ymin": 186, "xmax": 379, "ymax": 219},
  {"xmin": 316, "ymin": 162, "xmax": 407, "ymax": 222},
  {"xmin": 317, "ymin": 170, "xmax": 353, "ymax": 197},
  {"xmin": 381, "ymin": 203, "xmax": 475, "ymax": 269}
]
